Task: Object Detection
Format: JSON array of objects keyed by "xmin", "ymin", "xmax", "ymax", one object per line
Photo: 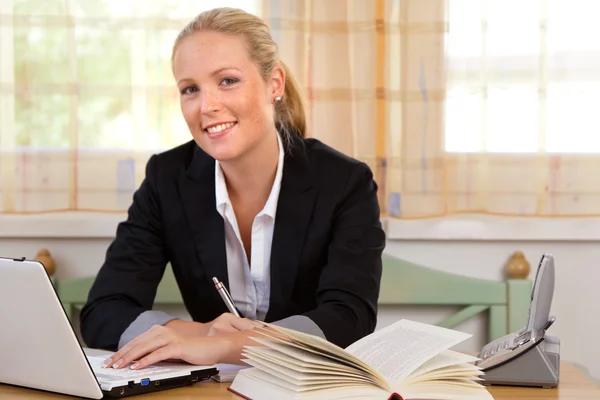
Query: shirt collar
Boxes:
[{"xmin": 215, "ymin": 133, "xmax": 285, "ymax": 218}]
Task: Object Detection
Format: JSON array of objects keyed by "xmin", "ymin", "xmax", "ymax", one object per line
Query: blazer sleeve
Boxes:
[
  {"xmin": 302, "ymin": 162, "xmax": 386, "ymax": 348},
  {"xmin": 80, "ymin": 154, "xmax": 169, "ymax": 350}
]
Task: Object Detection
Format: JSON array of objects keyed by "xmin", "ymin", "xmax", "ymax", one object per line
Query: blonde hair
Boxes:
[{"xmin": 171, "ymin": 7, "xmax": 307, "ymax": 144}]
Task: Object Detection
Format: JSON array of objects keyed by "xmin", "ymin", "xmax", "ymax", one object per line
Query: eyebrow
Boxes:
[
  {"xmin": 211, "ymin": 66, "xmax": 242, "ymax": 76},
  {"xmin": 177, "ymin": 67, "xmax": 242, "ymax": 86}
]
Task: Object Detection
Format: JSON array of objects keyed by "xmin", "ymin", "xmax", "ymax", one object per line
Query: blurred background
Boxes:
[{"xmin": 1, "ymin": 0, "xmax": 599, "ymax": 386}]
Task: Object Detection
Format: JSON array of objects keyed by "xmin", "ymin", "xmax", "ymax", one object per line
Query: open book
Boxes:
[{"xmin": 228, "ymin": 319, "xmax": 493, "ymax": 400}]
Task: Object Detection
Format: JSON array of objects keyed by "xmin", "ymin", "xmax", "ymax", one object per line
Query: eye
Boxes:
[
  {"xmin": 180, "ymin": 85, "xmax": 199, "ymax": 95},
  {"xmin": 220, "ymin": 77, "xmax": 239, "ymax": 86}
]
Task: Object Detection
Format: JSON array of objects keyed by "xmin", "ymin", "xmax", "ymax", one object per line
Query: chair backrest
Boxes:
[
  {"xmin": 379, "ymin": 253, "xmax": 532, "ymax": 341},
  {"xmin": 55, "ymin": 254, "xmax": 532, "ymax": 343},
  {"xmin": 55, "ymin": 265, "xmax": 182, "ymax": 320}
]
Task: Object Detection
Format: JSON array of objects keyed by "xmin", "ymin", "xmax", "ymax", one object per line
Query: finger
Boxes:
[
  {"xmin": 250, "ymin": 320, "xmax": 267, "ymax": 328},
  {"xmin": 218, "ymin": 313, "xmax": 247, "ymax": 325},
  {"xmin": 107, "ymin": 326, "xmax": 164, "ymax": 368},
  {"xmin": 218, "ymin": 313, "xmax": 256, "ymax": 331},
  {"xmin": 131, "ymin": 345, "xmax": 179, "ymax": 370},
  {"xmin": 207, "ymin": 323, "xmax": 238, "ymax": 336},
  {"xmin": 214, "ymin": 312, "xmax": 234, "ymax": 322},
  {"xmin": 229, "ymin": 317, "xmax": 256, "ymax": 331},
  {"xmin": 119, "ymin": 336, "xmax": 172, "ymax": 370},
  {"xmin": 105, "ymin": 334, "xmax": 152, "ymax": 368}
]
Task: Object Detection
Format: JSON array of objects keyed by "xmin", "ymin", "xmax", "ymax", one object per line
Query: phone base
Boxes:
[{"xmin": 481, "ymin": 335, "xmax": 560, "ymax": 388}]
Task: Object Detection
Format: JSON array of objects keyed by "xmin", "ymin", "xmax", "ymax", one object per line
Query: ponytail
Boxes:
[{"xmin": 275, "ymin": 60, "xmax": 307, "ymax": 141}]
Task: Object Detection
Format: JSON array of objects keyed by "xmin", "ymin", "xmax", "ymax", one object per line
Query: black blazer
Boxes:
[{"xmin": 80, "ymin": 134, "xmax": 386, "ymax": 351}]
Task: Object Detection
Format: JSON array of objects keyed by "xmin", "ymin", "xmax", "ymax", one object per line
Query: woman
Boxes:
[{"xmin": 81, "ymin": 7, "xmax": 385, "ymax": 370}]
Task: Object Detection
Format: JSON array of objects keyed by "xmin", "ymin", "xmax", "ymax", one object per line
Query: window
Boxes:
[
  {"xmin": 444, "ymin": 0, "xmax": 600, "ymax": 153},
  {"xmin": 0, "ymin": 0, "xmax": 261, "ymax": 212},
  {"xmin": 2, "ymin": 0, "xmax": 261, "ymax": 151}
]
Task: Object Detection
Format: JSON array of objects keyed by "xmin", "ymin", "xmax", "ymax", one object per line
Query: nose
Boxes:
[{"xmin": 199, "ymin": 89, "xmax": 219, "ymax": 115}]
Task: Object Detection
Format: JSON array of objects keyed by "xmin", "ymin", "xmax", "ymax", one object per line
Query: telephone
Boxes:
[{"xmin": 477, "ymin": 253, "xmax": 560, "ymax": 388}]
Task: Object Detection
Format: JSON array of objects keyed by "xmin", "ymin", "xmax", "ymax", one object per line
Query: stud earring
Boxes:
[{"xmin": 274, "ymin": 96, "xmax": 282, "ymax": 103}]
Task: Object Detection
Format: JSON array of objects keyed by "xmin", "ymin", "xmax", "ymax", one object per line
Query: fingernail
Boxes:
[
  {"xmin": 103, "ymin": 358, "xmax": 112, "ymax": 367},
  {"xmin": 112, "ymin": 359, "xmax": 122, "ymax": 369},
  {"xmin": 130, "ymin": 362, "xmax": 139, "ymax": 370}
]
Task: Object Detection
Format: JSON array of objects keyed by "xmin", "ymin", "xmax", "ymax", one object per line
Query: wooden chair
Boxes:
[
  {"xmin": 55, "ymin": 253, "xmax": 532, "ymax": 343},
  {"xmin": 56, "ymin": 266, "xmax": 182, "ymax": 322},
  {"xmin": 379, "ymin": 253, "xmax": 531, "ymax": 341}
]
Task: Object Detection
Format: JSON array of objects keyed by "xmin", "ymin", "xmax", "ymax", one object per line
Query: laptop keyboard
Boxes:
[{"xmin": 87, "ymin": 356, "xmax": 173, "ymax": 381}]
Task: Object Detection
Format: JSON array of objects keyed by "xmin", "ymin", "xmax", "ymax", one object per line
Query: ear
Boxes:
[{"xmin": 268, "ymin": 63, "xmax": 285, "ymax": 102}]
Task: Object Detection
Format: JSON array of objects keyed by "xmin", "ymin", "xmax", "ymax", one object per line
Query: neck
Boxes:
[{"xmin": 219, "ymin": 131, "xmax": 280, "ymax": 203}]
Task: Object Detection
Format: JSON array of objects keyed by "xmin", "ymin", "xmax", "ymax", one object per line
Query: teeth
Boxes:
[{"xmin": 206, "ymin": 122, "xmax": 235, "ymax": 134}]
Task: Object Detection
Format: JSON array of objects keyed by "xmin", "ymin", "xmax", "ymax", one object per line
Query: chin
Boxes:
[
  {"xmin": 211, "ymin": 151, "xmax": 243, "ymax": 162},
  {"xmin": 200, "ymin": 143, "xmax": 243, "ymax": 162}
]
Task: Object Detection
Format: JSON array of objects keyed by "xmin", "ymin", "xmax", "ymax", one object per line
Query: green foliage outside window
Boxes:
[{"xmin": 11, "ymin": 0, "xmax": 189, "ymax": 149}]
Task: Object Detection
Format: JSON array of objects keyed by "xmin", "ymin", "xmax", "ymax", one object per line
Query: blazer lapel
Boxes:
[
  {"xmin": 177, "ymin": 146, "xmax": 230, "ymax": 298},
  {"xmin": 268, "ymin": 136, "xmax": 317, "ymax": 319}
]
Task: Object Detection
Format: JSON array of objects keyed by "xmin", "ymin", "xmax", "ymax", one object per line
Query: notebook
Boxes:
[
  {"xmin": 0, "ymin": 256, "xmax": 218, "ymax": 399},
  {"xmin": 229, "ymin": 319, "xmax": 494, "ymax": 400}
]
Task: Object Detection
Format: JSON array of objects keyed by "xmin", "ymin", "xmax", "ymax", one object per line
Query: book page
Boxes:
[
  {"xmin": 249, "ymin": 334, "xmax": 390, "ymax": 390},
  {"xmin": 256, "ymin": 323, "xmax": 369, "ymax": 367},
  {"xmin": 250, "ymin": 334, "xmax": 370, "ymax": 374},
  {"xmin": 252, "ymin": 323, "xmax": 390, "ymax": 389},
  {"xmin": 345, "ymin": 319, "xmax": 471, "ymax": 383},
  {"xmin": 242, "ymin": 357, "xmax": 373, "ymax": 386},
  {"xmin": 409, "ymin": 368, "xmax": 483, "ymax": 383},
  {"xmin": 231, "ymin": 368, "xmax": 392, "ymax": 400},
  {"xmin": 239, "ymin": 367, "xmax": 372, "ymax": 392},
  {"xmin": 243, "ymin": 346, "xmax": 378, "ymax": 383},
  {"xmin": 408, "ymin": 350, "xmax": 480, "ymax": 380}
]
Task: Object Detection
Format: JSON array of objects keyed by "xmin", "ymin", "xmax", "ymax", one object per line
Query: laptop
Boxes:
[{"xmin": 0, "ymin": 256, "xmax": 218, "ymax": 399}]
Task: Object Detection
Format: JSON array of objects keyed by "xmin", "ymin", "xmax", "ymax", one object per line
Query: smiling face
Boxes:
[{"xmin": 172, "ymin": 30, "xmax": 284, "ymax": 162}]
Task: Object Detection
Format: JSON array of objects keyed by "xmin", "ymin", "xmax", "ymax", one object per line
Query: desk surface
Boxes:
[{"xmin": 1, "ymin": 362, "xmax": 598, "ymax": 399}]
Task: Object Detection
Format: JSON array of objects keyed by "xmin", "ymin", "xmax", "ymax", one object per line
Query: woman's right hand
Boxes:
[
  {"xmin": 202, "ymin": 313, "xmax": 255, "ymax": 336},
  {"xmin": 165, "ymin": 313, "xmax": 254, "ymax": 337}
]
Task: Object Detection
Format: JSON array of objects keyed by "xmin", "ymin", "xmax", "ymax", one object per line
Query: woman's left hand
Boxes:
[{"xmin": 103, "ymin": 324, "xmax": 234, "ymax": 370}]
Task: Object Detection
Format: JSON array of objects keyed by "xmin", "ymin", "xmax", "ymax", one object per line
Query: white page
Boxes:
[
  {"xmin": 345, "ymin": 319, "xmax": 471, "ymax": 383},
  {"xmin": 243, "ymin": 357, "xmax": 369, "ymax": 385},
  {"xmin": 249, "ymin": 336, "xmax": 390, "ymax": 390},
  {"xmin": 250, "ymin": 337, "xmax": 360, "ymax": 370},
  {"xmin": 256, "ymin": 323, "xmax": 373, "ymax": 372},
  {"xmin": 250, "ymin": 330, "xmax": 389, "ymax": 384},
  {"xmin": 409, "ymin": 350, "xmax": 480, "ymax": 379},
  {"xmin": 238, "ymin": 368, "xmax": 388, "ymax": 397},
  {"xmin": 243, "ymin": 347, "xmax": 376, "ymax": 381},
  {"xmin": 243, "ymin": 349, "xmax": 378, "ymax": 385}
]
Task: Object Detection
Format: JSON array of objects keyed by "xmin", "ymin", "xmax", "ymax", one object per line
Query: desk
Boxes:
[{"xmin": 1, "ymin": 363, "xmax": 598, "ymax": 399}]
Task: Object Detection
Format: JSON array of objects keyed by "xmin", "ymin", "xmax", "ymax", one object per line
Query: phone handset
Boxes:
[{"xmin": 525, "ymin": 253, "xmax": 555, "ymax": 332}]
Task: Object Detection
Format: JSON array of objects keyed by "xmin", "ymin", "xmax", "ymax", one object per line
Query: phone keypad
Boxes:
[
  {"xmin": 514, "ymin": 330, "xmax": 532, "ymax": 347},
  {"xmin": 480, "ymin": 330, "xmax": 533, "ymax": 360}
]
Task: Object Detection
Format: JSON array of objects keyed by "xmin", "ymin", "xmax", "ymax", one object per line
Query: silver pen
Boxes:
[{"xmin": 212, "ymin": 277, "xmax": 241, "ymax": 317}]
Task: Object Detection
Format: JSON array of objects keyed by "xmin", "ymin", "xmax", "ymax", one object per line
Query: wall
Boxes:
[{"xmin": 1, "ymin": 212, "xmax": 598, "ymax": 383}]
